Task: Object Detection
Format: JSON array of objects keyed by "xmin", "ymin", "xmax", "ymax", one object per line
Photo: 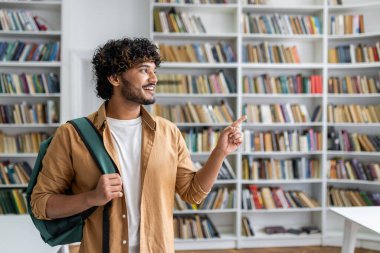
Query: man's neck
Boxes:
[{"xmin": 106, "ymin": 97, "xmax": 141, "ymax": 120}]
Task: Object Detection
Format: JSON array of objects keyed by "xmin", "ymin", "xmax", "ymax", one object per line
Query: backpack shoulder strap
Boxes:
[
  {"xmin": 69, "ymin": 117, "xmax": 114, "ymax": 253},
  {"xmin": 68, "ymin": 117, "xmax": 116, "ymax": 174}
]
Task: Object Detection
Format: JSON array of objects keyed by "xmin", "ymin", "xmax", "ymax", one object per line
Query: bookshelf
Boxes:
[
  {"xmin": 150, "ymin": 0, "xmax": 380, "ymax": 250},
  {"xmin": 0, "ymin": 0, "xmax": 61, "ymax": 252}
]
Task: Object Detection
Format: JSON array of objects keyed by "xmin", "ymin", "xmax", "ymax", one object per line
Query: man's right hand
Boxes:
[
  {"xmin": 88, "ymin": 173, "xmax": 123, "ymax": 206},
  {"xmin": 45, "ymin": 173, "xmax": 124, "ymax": 219}
]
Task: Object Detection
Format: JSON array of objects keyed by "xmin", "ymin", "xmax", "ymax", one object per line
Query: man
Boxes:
[{"xmin": 31, "ymin": 38, "xmax": 246, "ymax": 253}]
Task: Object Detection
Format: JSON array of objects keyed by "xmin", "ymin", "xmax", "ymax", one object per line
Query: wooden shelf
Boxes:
[
  {"xmin": 0, "ymin": 93, "xmax": 61, "ymax": 98},
  {"xmin": 328, "ymin": 32, "xmax": 380, "ymax": 40},
  {"xmin": 242, "ymin": 5, "xmax": 323, "ymax": 14},
  {"xmin": 0, "ymin": 31, "xmax": 61, "ymax": 37},
  {"xmin": 328, "ymin": 2, "xmax": 380, "ymax": 12},
  {"xmin": 242, "ymin": 179, "xmax": 323, "ymax": 184},
  {"xmin": 242, "ymin": 34, "xmax": 323, "ymax": 41},
  {"xmin": 0, "ymin": 123, "xmax": 60, "ymax": 128},
  {"xmin": 156, "ymin": 93, "xmax": 237, "ymax": 98},
  {"xmin": 153, "ymin": 32, "xmax": 238, "ymax": 39},
  {"xmin": 241, "ymin": 63, "xmax": 323, "ymax": 69},
  {"xmin": 0, "ymin": 0, "xmax": 61, "ymax": 9},
  {"xmin": 242, "ymin": 208, "xmax": 323, "ymax": 213},
  {"xmin": 0, "ymin": 62, "xmax": 61, "ymax": 67},
  {"xmin": 160, "ymin": 62, "xmax": 238, "ymax": 68}
]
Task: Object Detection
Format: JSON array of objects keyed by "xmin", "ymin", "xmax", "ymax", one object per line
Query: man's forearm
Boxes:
[
  {"xmin": 46, "ymin": 173, "xmax": 123, "ymax": 219},
  {"xmin": 195, "ymin": 115, "xmax": 245, "ymax": 192},
  {"xmin": 46, "ymin": 191, "xmax": 95, "ymax": 219},
  {"xmin": 195, "ymin": 148, "xmax": 226, "ymax": 192}
]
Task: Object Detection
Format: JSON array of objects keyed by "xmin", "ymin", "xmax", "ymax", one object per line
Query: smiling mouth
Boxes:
[{"xmin": 143, "ymin": 84, "xmax": 155, "ymax": 92}]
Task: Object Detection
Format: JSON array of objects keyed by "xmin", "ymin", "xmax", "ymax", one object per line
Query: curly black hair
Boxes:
[{"xmin": 91, "ymin": 37, "xmax": 161, "ymax": 100}]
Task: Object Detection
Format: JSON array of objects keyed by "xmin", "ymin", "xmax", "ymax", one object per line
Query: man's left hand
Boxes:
[{"xmin": 214, "ymin": 115, "xmax": 247, "ymax": 157}]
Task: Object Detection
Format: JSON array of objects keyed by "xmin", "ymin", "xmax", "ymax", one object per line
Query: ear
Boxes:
[{"xmin": 107, "ymin": 75, "xmax": 120, "ymax": 87}]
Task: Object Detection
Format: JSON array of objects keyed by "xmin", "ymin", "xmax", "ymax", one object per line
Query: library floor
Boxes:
[
  {"xmin": 69, "ymin": 246, "xmax": 380, "ymax": 253},
  {"xmin": 176, "ymin": 247, "xmax": 380, "ymax": 253}
]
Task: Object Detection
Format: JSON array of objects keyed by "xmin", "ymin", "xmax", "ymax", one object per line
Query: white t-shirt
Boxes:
[{"xmin": 107, "ymin": 116, "xmax": 142, "ymax": 253}]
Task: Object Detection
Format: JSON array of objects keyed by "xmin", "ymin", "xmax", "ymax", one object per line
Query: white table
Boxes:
[{"xmin": 330, "ymin": 207, "xmax": 380, "ymax": 253}]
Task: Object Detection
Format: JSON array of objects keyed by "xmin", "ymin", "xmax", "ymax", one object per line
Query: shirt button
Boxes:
[
  {"xmin": 122, "ymin": 214, "xmax": 126, "ymax": 219},
  {"xmin": 122, "ymin": 240, "xmax": 127, "ymax": 245}
]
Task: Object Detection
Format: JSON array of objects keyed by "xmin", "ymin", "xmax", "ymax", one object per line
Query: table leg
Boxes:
[{"xmin": 341, "ymin": 219, "xmax": 358, "ymax": 253}]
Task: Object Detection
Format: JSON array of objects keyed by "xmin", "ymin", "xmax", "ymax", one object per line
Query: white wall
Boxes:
[{"xmin": 61, "ymin": 0, "xmax": 150, "ymax": 121}]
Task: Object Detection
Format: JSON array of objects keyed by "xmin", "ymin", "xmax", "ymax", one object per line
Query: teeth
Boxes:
[{"xmin": 144, "ymin": 86, "xmax": 154, "ymax": 91}]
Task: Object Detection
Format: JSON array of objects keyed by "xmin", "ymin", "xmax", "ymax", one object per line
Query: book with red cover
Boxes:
[{"xmin": 248, "ymin": 185, "xmax": 263, "ymax": 209}]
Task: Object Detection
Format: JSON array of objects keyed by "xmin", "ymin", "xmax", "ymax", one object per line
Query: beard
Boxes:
[{"xmin": 120, "ymin": 77, "xmax": 156, "ymax": 105}]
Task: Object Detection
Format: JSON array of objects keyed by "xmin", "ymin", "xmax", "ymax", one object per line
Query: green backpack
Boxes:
[{"xmin": 26, "ymin": 117, "xmax": 116, "ymax": 252}]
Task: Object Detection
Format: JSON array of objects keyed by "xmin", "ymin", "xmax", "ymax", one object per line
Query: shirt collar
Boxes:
[{"xmin": 95, "ymin": 102, "xmax": 156, "ymax": 131}]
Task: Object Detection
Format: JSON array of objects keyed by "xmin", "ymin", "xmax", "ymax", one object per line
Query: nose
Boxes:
[{"xmin": 149, "ymin": 71, "xmax": 158, "ymax": 84}]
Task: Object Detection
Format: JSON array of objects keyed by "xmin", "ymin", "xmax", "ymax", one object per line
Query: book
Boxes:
[{"xmin": 264, "ymin": 226, "xmax": 286, "ymax": 234}]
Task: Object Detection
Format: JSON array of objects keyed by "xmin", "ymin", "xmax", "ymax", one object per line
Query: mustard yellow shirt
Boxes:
[{"xmin": 31, "ymin": 103, "xmax": 209, "ymax": 253}]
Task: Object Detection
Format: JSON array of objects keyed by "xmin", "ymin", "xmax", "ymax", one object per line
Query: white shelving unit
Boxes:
[
  {"xmin": 0, "ymin": 1, "xmax": 62, "ymax": 252},
  {"xmin": 150, "ymin": 0, "xmax": 380, "ymax": 250}
]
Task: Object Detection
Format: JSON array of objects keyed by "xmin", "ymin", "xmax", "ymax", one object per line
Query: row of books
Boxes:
[
  {"xmin": 0, "ymin": 9, "xmax": 51, "ymax": 31},
  {"xmin": 200, "ymin": 187, "xmax": 235, "ymax": 209},
  {"xmin": 174, "ymin": 194, "xmax": 197, "ymax": 211},
  {"xmin": 175, "ymin": 187, "xmax": 236, "ymax": 210},
  {"xmin": 158, "ymin": 42, "xmax": 236, "ymax": 63},
  {"xmin": 157, "ymin": 42, "xmax": 380, "ymax": 64},
  {"xmin": 328, "ymin": 75, "xmax": 380, "ymax": 94},
  {"xmin": 242, "ymin": 129, "xmax": 323, "ymax": 153},
  {"xmin": 155, "ymin": 0, "xmax": 229, "ymax": 3},
  {"xmin": 242, "ymin": 0, "xmax": 266, "ymax": 4},
  {"xmin": 0, "ymin": 161, "xmax": 32, "ymax": 185},
  {"xmin": 0, "ymin": 190, "xmax": 27, "ymax": 215},
  {"xmin": 153, "ymin": 1, "xmax": 348, "ymax": 8},
  {"xmin": 327, "ymin": 104, "xmax": 380, "ymax": 123},
  {"xmin": 193, "ymin": 160, "xmax": 236, "ymax": 180},
  {"xmin": 328, "ymin": 42, "xmax": 380, "ymax": 64},
  {"xmin": 242, "ymin": 74, "xmax": 323, "ymax": 94},
  {"xmin": 328, "ymin": 128, "xmax": 380, "ymax": 152},
  {"xmin": 242, "ymin": 157, "xmax": 320, "ymax": 180},
  {"xmin": 173, "ymin": 215, "xmax": 219, "ymax": 239},
  {"xmin": 327, "ymin": 187, "xmax": 380, "ymax": 207},
  {"xmin": 181, "ymin": 128, "xmax": 220, "ymax": 152},
  {"xmin": 329, "ymin": 14, "xmax": 365, "ymax": 35},
  {"xmin": 242, "ymin": 185, "xmax": 319, "ymax": 210},
  {"xmin": 0, "ymin": 131, "xmax": 49, "ymax": 153},
  {"xmin": 153, "ymin": 9, "xmax": 206, "ymax": 33},
  {"xmin": 157, "ymin": 73, "xmax": 324, "ymax": 95},
  {"xmin": 0, "ymin": 101, "xmax": 59, "ymax": 124},
  {"xmin": 148, "ymin": 75, "xmax": 377, "ymax": 96},
  {"xmin": 243, "ymin": 104, "xmax": 322, "ymax": 123},
  {"xmin": 156, "ymin": 71, "xmax": 235, "ymax": 94},
  {"xmin": 151, "ymin": 100, "xmax": 234, "ymax": 123},
  {"xmin": 243, "ymin": 43, "xmax": 300, "ymax": 63},
  {"xmin": 327, "ymin": 159, "xmax": 380, "ymax": 181},
  {"xmin": 0, "ymin": 72, "xmax": 59, "ymax": 94},
  {"xmin": 0, "ymin": 41, "xmax": 60, "ymax": 62},
  {"xmin": 242, "ymin": 14, "xmax": 321, "ymax": 35}
]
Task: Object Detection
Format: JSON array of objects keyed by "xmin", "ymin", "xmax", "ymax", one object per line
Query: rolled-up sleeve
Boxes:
[
  {"xmin": 30, "ymin": 124, "xmax": 74, "ymax": 220},
  {"xmin": 175, "ymin": 128, "xmax": 209, "ymax": 205}
]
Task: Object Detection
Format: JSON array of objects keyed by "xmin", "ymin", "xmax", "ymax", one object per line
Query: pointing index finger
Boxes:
[{"xmin": 231, "ymin": 115, "xmax": 247, "ymax": 127}]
